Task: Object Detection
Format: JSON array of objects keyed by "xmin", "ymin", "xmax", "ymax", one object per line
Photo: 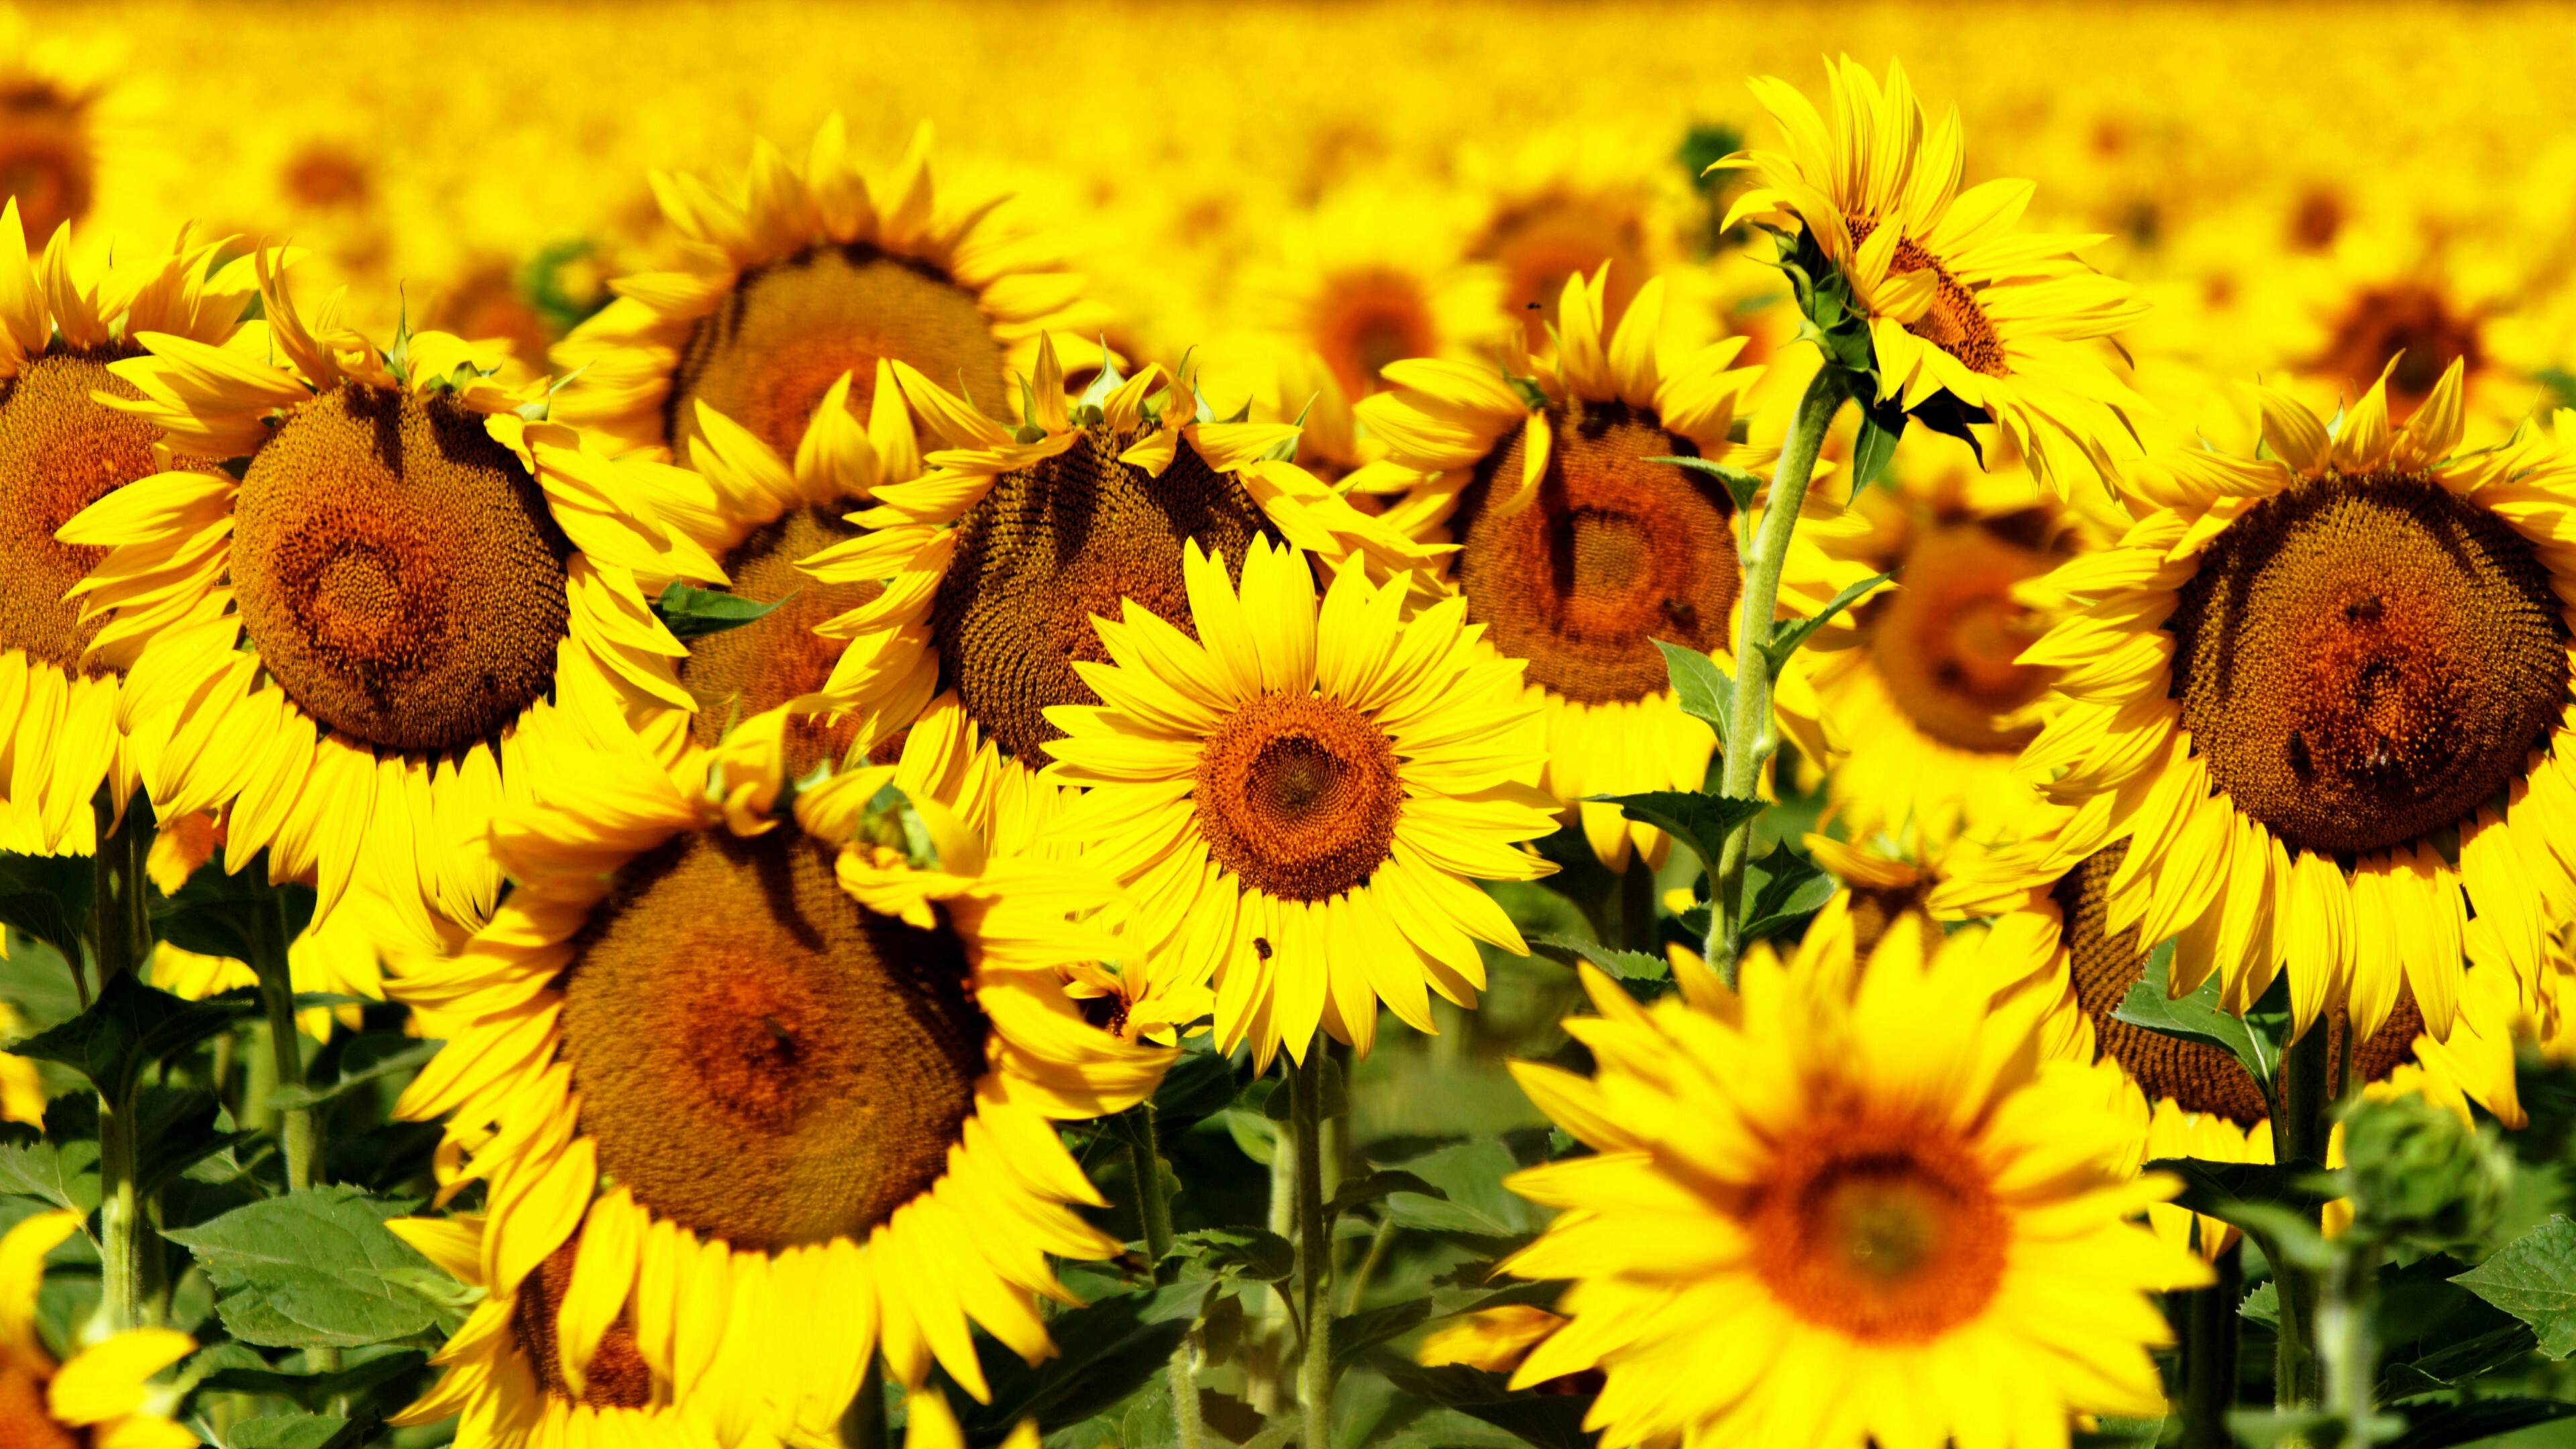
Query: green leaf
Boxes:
[
  {"xmin": 226, "ymin": 1416, "xmax": 355, "ymax": 1449},
  {"xmin": 1381, "ymin": 1140, "xmax": 1532, "ymax": 1238},
  {"xmin": 0, "ymin": 1138, "xmax": 98, "ymax": 1213},
  {"xmin": 1324, "ymin": 1170, "xmax": 1447, "ymax": 1220},
  {"xmin": 1760, "ymin": 572, "xmax": 1891, "ymax": 674},
  {"xmin": 1529, "ymin": 934, "xmax": 1669, "ymax": 983},
  {"xmin": 202, "ymin": 1348, "xmax": 429, "ymax": 1411},
  {"xmin": 267, "ymin": 1040, "xmax": 442, "ymax": 1114},
  {"xmin": 1851, "ymin": 405, "xmax": 1906, "ymax": 489},
  {"xmin": 1650, "ymin": 639, "xmax": 1732, "ymax": 745},
  {"xmin": 1148, "ymin": 1049, "xmax": 1238, "ymax": 1134},
  {"xmin": 2109, "ymin": 941, "xmax": 2275, "ymax": 1085},
  {"xmin": 2452, "ymin": 1214, "xmax": 2576, "ymax": 1358},
  {"xmin": 1739, "ymin": 841, "xmax": 1833, "ymax": 943},
  {"xmin": 650, "ymin": 581, "xmax": 794, "ymax": 641},
  {"xmin": 1588, "ymin": 791, "xmax": 1763, "ymax": 879},
  {"xmin": 11, "ymin": 971, "xmax": 263, "ymax": 1104},
  {"xmin": 0, "ymin": 853, "xmax": 93, "ymax": 961},
  {"xmin": 133, "ymin": 1087, "xmax": 250, "ymax": 1198},
  {"xmin": 162, "ymin": 1187, "xmax": 444, "ymax": 1349},
  {"xmin": 1383, "ymin": 1364, "xmax": 1594, "ymax": 1449},
  {"xmin": 1169, "ymin": 1227, "xmax": 1293, "ymax": 1285},
  {"xmin": 1333, "ymin": 1296, "xmax": 1433, "ymax": 1372},
  {"xmin": 1645, "ymin": 455, "xmax": 1762, "ymax": 514},
  {"xmin": 951, "ymin": 1283, "xmax": 1207, "ymax": 1446},
  {"xmin": 2145, "ymin": 1158, "xmax": 2332, "ymax": 1220},
  {"xmin": 1220, "ymin": 1108, "xmax": 1276, "ymax": 1167},
  {"xmin": 2388, "ymin": 1399, "xmax": 2576, "ymax": 1449},
  {"xmin": 152, "ymin": 866, "xmax": 315, "ymax": 964}
]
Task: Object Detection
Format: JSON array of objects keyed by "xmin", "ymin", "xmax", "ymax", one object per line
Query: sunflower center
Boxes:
[
  {"xmin": 2057, "ymin": 842, "xmax": 2424, "ymax": 1122},
  {"xmin": 0, "ymin": 349, "xmax": 168, "ymax": 674},
  {"xmin": 559, "ymin": 828, "xmax": 986, "ymax": 1252},
  {"xmin": 231, "ymin": 386, "xmax": 574, "ymax": 755},
  {"xmin": 1450, "ymin": 398, "xmax": 1737, "ymax": 705},
  {"xmin": 669, "ymin": 243, "xmax": 1007, "ymax": 460},
  {"xmin": 0, "ymin": 1354, "xmax": 76, "ymax": 1449},
  {"xmin": 2313, "ymin": 284, "xmax": 2480, "ymax": 407},
  {"xmin": 1312, "ymin": 268, "xmax": 1436, "ymax": 400},
  {"xmin": 681, "ymin": 506, "xmax": 879, "ymax": 774},
  {"xmin": 1861, "ymin": 225, "xmax": 2006, "ymax": 379},
  {"xmin": 928, "ymin": 423, "xmax": 1275, "ymax": 764},
  {"xmin": 2164, "ymin": 470, "xmax": 2566, "ymax": 857},
  {"xmin": 1749, "ymin": 1114, "xmax": 2007, "ymax": 1342},
  {"xmin": 0, "ymin": 80, "xmax": 95, "ymax": 241},
  {"xmin": 1469, "ymin": 193, "xmax": 1646, "ymax": 350},
  {"xmin": 1195, "ymin": 692, "xmax": 1402, "ymax": 901},
  {"xmin": 1866, "ymin": 519, "xmax": 2057, "ymax": 753},
  {"xmin": 511, "ymin": 1235, "xmax": 655, "ymax": 1411}
]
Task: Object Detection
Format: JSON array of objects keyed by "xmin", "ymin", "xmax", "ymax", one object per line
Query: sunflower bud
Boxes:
[{"xmin": 2337, "ymin": 1092, "xmax": 2510, "ymax": 1251}]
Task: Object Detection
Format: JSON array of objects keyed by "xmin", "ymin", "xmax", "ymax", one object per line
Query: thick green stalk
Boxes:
[
  {"xmin": 250, "ymin": 890, "xmax": 320, "ymax": 1191},
  {"xmin": 1122, "ymin": 1104, "xmax": 1175, "ymax": 1278},
  {"xmin": 1709, "ymin": 366, "xmax": 1847, "ymax": 986},
  {"xmin": 90, "ymin": 802, "xmax": 148, "ymax": 1332},
  {"xmin": 2271, "ymin": 1022, "xmax": 2332, "ymax": 1409},
  {"xmin": 1291, "ymin": 1046, "xmax": 1333, "ymax": 1449},
  {"xmin": 2320, "ymin": 1241, "xmax": 2382, "ymax": 1449},
  {"xmin": 1618, "ymin": 855, "xmax": 1658, "ymax": 955},
  {"xmin": 2182, "ymin": 1240, "xmax": 2245, "ymax": 1448},
  {"xmin": 1170, "ymin": 1330, "xmax": 1208, "ymax": 1449}
]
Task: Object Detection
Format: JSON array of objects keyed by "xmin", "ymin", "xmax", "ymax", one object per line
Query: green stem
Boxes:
[
  {"xmin": 1708, "ymin": 366, "xmax": 1847, "ymax": 987},
  {"xmin": 2321, "ymin": 1240, "xmax": 2382, "ymax": 1449},
  {"xmin": 2271, "ymin": 1021, "xmax": 2332, "ymax": 1410},
  {"xmin": 1121, "ymin": 1105, "xmax": 1175, "ymax": 1280},
  {"xmin": 1618, "ymin": 854, "xmax": 1658, "ymax": 956},
  {"xmin": 2182, "ymin": 1239, "xmax": 2245, "ymax": 1449},
  {"xmin": 841, "ymin": 1356, "xmax": 888, "ymax": 1449},
  {"xmin": 89, "ymin": 800, "xmax": 148, "ymax": 1332},
  {"xmin": 1291, "ymin": 1046, "xmax": 1333, "ymax": 1449},
  {"xmin": 1345, "ymin": 1218, "xmax": 1397, "ymax": 1316},
  {"xmin": 249, "ymin": 888, "xmax": 326, "ymax": 1195},
  {"xmin": 1170, "ymin": 1330, "xmax": 1208, "ymax": 1449}
]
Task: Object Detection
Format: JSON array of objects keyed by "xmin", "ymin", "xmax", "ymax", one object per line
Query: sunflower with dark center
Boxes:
[
  {"xmin": 1355, "ymin": 264, "xmax": 1876, "ymax": 870},
  {"xmin": 1467, "ymin": 182, "xmax": 1654, "ymax": 351},
  {"xmin": 0, "ymin": 76, "xmax": 94, "ymax": 243},
  {"xmin": 387, "ymin": 733, "xmax": 1174, "ymax": 1444},
  {"xmin": 0, "ymin": 207, "xmax": 268, "ymax": 857},
  {"xmin": 2015, "ymin": 357, "xmax": 2573, "ymax": 1046},
  {"xmin": 1719, "ymin": 58, "xmax": 2151, "ymax": 493},
  {"xmin": 554, "ymin": 117, "xmax": 1095, "ymax": 465},
  {"xmin": 1809, "ymin": 466, "xmax": 2110, "ymax": 849},
  {"xmin": 1042, "ymin": 537, "xmax": 1558, "ymax": 1066},
  {"xmin": 2310, "ymin": 280, "xmax": 2484, "ymax": 411},
  {"xmin": 0, "ymin": 1210, "xmax": 197, "ymax": 1449},
  {"xmin": 1500, "ymin": 913, "xmax": 2206, "ymax": 1449},
  {"xmin": 1249, "ymin": 181, "xmax": 1500, "ymax": 419},
  {"xmin": 801, "ymin": 340, "xmax": 1438, "ymax": 857},
  {"xmin": 66, "ymin": 254, "xmax": 727, "ymax": 947},
  {"xmin": 1949, "ymin": 828, "xmax": 2524, "ymax": 1260}
]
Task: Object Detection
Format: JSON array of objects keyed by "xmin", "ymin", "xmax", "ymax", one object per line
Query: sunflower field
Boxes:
[{"xmin": 15, "ymin": 3, "xmax": 2576, "ymax": 1448}]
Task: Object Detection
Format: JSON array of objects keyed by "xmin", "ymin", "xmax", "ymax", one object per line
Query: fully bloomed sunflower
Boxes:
[
  {"xmin": 554, "ymin": 117, "xmax": 1091, "ymax": 465},
  {"xmin": 1719, "ymin": 57, "xmax": 2148, "ymax": 491},
  {"xmin": 63, "ymin": 256, "xmax": 722, "ymax": 946},
  {"xmin": 1042, "ymin": 537, "xmax": 1557, "ymax": 1065},
  {"xmin": 386, "ymin": 716, "xmax": 1174, "ymax": 1445},
  {"xmin": 1502, "ymin": 912, "xmax": 2208, "ymax": 1449},
  {"xmin": 1353, "ymin": 265, "xmax": 1872, "ymax": 869},
  {"xmin": 803, "ymin": 341, "xmax": 1436, "ymax": 852},
  {"xmin": 2013, "ymin": 360, "xmax": 2573, "ymax": 1045},
  {"xmin": 0, "ymin": 1210, "xmax": 195, "ymax": 1449},
  {"xmin": 0, "ymin": 205, "xmax": 263, "ymax": 857}
]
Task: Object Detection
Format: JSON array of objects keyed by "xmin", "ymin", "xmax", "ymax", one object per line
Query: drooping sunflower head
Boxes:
[
  {"xmin": 65, "ymin": 253, "xmax": 724, "ymax": 938},
  {"xmin": 1355, "ymin": 264, "xmax": 1876, "ymax": 867},
  {"xmin": 388, "ymin": 733, "xmax": 1175, "ymax": 1441},
  {"xmin": 555, "ymin": 117, "xmax": 1094, "ymax": 467},
  {"xmin": 803, "ymin": 337, "xmax": 1442, "ymax": 804},
  {"xmin": 1501, "ymin": 914, "xmax": 2208, "ymax": 1449},
  {"xmin": 1719, "ymin": 56, "xmax": 2150, "ymax": 491},
  {"xmin": 2019, "ymin": 357, "xmax": 2576, "ymax": 1044},
  {"xmin": 0, "ymin": 1210, "xmax": 195, "ymax": 1448}
]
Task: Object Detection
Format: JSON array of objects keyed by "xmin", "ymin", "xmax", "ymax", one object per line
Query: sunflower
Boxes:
[
  {"xmin": 667, "ymin": 358, "xmax": 922, "ymax": 777},
  {"xmin": 62, "ymin": 256, "xmax": 722, "ymax": 948},
  {"xmin": 802, "ymin": 339, "xmax": 1439, "ymax": 851},
  {"xmin": 0, "ymin": 9, "xmax": 130, "ymax": 247},
  {"xmin": 0, "ymin": 207, "xmax": 263, "ymax": 857},
  {"xmin": 1718, "ymin": 57, "xmax": 2149, "ymax": 491},
  {"xmin": 553, "ymin": 117, "xmax": 1093, "ymax": 466},
  {"xmin": 1809, "ymin": 458, "xmax": 2116, "ymax": 849},
  {"xmin": 1352, "ymin": 265, "xmax": 1872, "ymax": 869},
  {"xmin": 384, "ymin": 717, "xmax": 1176, "ymax": 1444},
  {"xmin": 1040, "ymin": 536, "xmax": 1556, "ymax": 1065},
  {"xmin": 1501, "ymin": 912, "xmax": 2208, "ymax": 1449},
  {"xmin": 1454, "ymin": 127, "xmax": 1678, "ymax": 353},
  {"xmin": 2011, "ymin": 361, "xmax": 2575, "ymax": 1046},
  {"xmin": 0, "ymin": 1210, "xmax": 195, "ymax": 1449},
  {"xmin": 1241, "ymin": 178, "xmax": 1501, "ymax": 408}
]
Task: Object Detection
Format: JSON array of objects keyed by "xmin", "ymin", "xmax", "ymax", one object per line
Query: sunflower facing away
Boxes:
[
  {"xmin": 0, "ymin": 205, "xmax": 264, "ymax": 856},
  {"xmin": 554, "ymin": 117, "xmax": 1091, "ymax": 464},
  {"xmin": 385, "ymin": 717, "xmax": 1175, "ymax": 1446},
  {"xmin": 1809, "ymin": 461, "xmax": 2113, "ymax": 850},
  {"xmin": 802, "ymin": 339, "xmax": 1438, "ymax": 853},
  {"xmin": 1719, "ymin": 57, "xmax": 2149, "ymax": 491},
  {"xmin": 61, "ymin": 257, "xmax": 723, "ymax": 947},
  {"xmin": 1, "ymin": 1209, "xmax": 195, "ymax": 1449},
  {"xmin": 2012, "ymin": 360, "xmax": 2574, "ymax": 1046},
  {"xmin": 1353, "ymin": 265, "xmax": 1874, "ymax": 869},
  {"xmin": 1041, "ymin": 536, "xmax": 1556, "ymax": 1065},
  {"xmin": 1501, "ymin": 912, "xmax": 2208, "ymax": 1449}
]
